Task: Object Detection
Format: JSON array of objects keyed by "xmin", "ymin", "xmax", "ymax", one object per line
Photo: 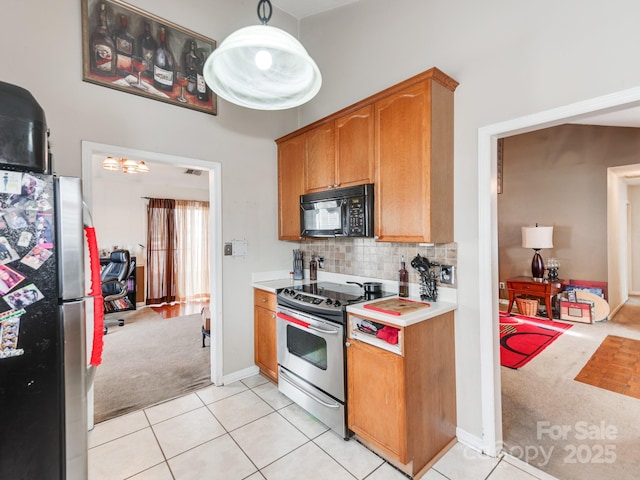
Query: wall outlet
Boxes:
[
  {"xmin": 440, "ymin": 265, "xmax": 455, "ymax": 285},
  {"xmin": 499, "ymin": 281, "xmax": 506, "ymax": 290}
]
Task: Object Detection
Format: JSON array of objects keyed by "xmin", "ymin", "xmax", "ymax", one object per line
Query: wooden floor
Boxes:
[
  {"xmin": 574, "ymin": 334, "xmax": 640, "ymax": 399},
  {"xmin": 149, "ymin": 300, "xmax": 209, "ymax": 319}
]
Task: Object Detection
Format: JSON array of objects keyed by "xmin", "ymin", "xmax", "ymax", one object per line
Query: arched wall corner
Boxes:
[
  {"xmin": 477, "ymin": 87, "xmax": 640, "ymax": 457},
  {"xmin": 80, "ymin": 141, "xmax": 224, "ymax": 387}
]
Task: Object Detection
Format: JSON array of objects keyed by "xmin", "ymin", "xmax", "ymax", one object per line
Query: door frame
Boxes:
[
  {"xmin": 477, "ymin": 87, "xmax": 640, "ymax": 456},
  {"xmin": 81, "ymin": 141, "xmax": 224, "ymax": 386}
]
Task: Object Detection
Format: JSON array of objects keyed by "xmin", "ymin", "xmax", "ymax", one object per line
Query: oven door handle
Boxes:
[
  {"xmin": 279, "ymin": 369, "xmax": 341, "ymax": 409},
  {"xmin": 277, "ymin": 312, "xmax": 340, "ymax": 335}
]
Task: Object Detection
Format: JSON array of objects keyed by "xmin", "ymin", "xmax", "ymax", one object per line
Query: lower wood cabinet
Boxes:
[
  {"xmin": 253, "ymin": 289, "xmax": 278, "ymax": 383},
  {"xmin": 347, "ymin": 311, "xmax": 456, "ymax": 477}
]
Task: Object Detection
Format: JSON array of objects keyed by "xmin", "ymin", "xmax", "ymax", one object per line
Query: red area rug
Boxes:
[{"xmin": 499, "ymin": 312, "xmax": 572, "ymax": 369}]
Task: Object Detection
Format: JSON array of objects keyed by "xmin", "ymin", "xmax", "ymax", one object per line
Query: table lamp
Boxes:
[{"xmin": 521, "ymin": 224, "xmax": 553, "ymax": 281}]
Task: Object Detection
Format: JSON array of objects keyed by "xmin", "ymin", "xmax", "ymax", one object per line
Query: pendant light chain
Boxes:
[{"xmin": 257, "ymin": 0, "xmax": 273, "ymax": 25}]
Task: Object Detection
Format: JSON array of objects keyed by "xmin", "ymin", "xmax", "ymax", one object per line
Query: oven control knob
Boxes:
[
  {"xmin": 334, "ymin": 300, "xmax": 341, "ymax": 307},
  {"xmin": 325, "ymin": 298, "xmax": 332, "ymax": 305}
]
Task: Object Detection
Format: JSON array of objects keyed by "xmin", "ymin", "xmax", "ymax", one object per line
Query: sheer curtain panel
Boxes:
[{"xmin": 146, "ymin": 198, "xmax": 210, "ymax": 305}]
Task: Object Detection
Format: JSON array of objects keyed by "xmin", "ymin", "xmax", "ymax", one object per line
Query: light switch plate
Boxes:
[
  {"xmin": 232, "ymin": 240, "xmax": 248, "ymax": 256},
  {"xmin": 224, "ymin": 243, "xmax": 232, "ymax": 256}
]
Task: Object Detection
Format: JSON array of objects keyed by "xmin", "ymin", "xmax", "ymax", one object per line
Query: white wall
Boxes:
[
  {"xmin": 0, "ymin": 0, "xmax": 302, "ymax": 379},
  {"xmin": 630, "ymin": 186, "xmax": 640, "ymax": 294},
  {"xmin": 608, "ymin": 170, "xmax": 630, "ymax": 311},
  {"xmin": 299, "ymin": 0, "xmax": 640, "ymax": 443},
  {"xmin": 91, "ymin": 163, "xmax": 209, "ymax": 259}
]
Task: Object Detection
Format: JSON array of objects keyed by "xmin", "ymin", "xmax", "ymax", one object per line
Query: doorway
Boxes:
[
  {"xmin": 81, "ymin": 141, "xmax": 223, "ymax": 425},
  {"xmin": 478, "ymin": 88, "xmax": 640, "ymax": 456}
]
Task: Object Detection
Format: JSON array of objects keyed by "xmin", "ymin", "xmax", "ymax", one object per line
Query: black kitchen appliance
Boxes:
[
  {"xmin": 276, "ymin": 281, "xmax": 392, "ymax": 438},
  {"xmin": 0, "ymin": 81, "xmax": 100, "ymax": 479},
  {"xmin": 300, "ymin": 184, "xmax": 374, "ymax": 238}
]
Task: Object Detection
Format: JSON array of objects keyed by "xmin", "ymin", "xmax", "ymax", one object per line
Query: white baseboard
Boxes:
[
  {"xmin": 222, "ymin": 365, "xmax": 260, "ymax": 385},
  {"xmin": 502, "ymin": 453, "xmax": 559, "ymax": 480},
  {"xmin": 456, "ymin": 427, "xmax": 486, "ymax": 454}
]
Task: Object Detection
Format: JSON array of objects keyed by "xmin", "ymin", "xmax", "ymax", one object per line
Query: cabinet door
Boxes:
[
  {"xmin": 335, "ymin": 105, "xmax": 374, "ymax": 188},
  {"xmin": 278, "ymin": 135, "xmax": 305, "ymax": 240},
  {"xmin": 347, "ymin": 339, "xmax": 407, "ymax": 462},
  {"xmin": 374, "ymin": 82, "xmax": 431, "ymax": 242},
  {"xmin": 254, "ymin": 305, "xmax": 278, "ymax": 382},
  {"xmin": 304, "ymin": 123, "xmax": 336, "ymax": 193}
]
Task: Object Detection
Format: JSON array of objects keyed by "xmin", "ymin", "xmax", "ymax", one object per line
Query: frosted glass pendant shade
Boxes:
[{"xmin": 203, "ymin": 25, "xmax": 322, "ymax": 110}]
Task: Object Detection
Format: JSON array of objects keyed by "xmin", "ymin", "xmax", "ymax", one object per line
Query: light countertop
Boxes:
[
  {"xmin": 346, "ymin": 295, "xmax": 457, "ymax": 327},
  {"xmin": 252, "ymin": 272, "xmax": 457, "ymax": 327}
]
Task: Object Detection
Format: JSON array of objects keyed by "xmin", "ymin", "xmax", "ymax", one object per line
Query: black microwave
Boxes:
[{"xmin": 300, "ymin": 184, "xmax": 374, "ymax": 238}]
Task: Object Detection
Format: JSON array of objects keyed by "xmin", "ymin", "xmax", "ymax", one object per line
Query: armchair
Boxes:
[{"xmin": 102, "ymin": 249, "xmax": 132, "ymax": 333}]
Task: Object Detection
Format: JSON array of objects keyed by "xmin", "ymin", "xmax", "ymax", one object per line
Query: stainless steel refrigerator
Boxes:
[{"xmin": 0, "ymin": 82, "xmax": 96, "ymax": 479}]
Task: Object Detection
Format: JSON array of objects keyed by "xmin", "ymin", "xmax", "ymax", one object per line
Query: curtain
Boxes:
[
  {"xmin": 174, "ymin": 200, "xmax": 210, "ymax": 302},
  {"xmin": 146, "ymin": 198, "xmax": 210, "ymax": 305},
  {"xmin": 146, "ymin": 198, "xmax": 176, "ymax": 305}
]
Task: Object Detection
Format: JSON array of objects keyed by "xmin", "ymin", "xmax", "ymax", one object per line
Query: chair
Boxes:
[
  {"xmin": 102, "ymin": 249, "xmax": 132, "ymax": 334},
  {"xmin": 201, "ymin": 306, "xmax": 211, "ymax": 347}
]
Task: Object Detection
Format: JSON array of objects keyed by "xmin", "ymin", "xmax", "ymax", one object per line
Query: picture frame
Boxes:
[{"xmin": 81, "ymin": 0, "xmax": 217, "ymax": 115}]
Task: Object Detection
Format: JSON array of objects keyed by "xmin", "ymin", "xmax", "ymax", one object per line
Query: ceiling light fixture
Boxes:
[
  {"xmin": 102, "ymin": 156, "xmax": 150, "ymax": 174},
  {"xmin": 202, "ymin": 0, "xmax": 322, "ymax": 110}
]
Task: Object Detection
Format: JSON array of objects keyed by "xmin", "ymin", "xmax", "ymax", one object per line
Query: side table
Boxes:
[{"xmin": 507, "ymin": 276, "xmax": 563, "ymax": 320}]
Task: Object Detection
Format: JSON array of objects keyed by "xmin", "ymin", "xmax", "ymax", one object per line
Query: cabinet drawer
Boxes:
[
  {"xmin": 254, "ymin": 289, "xmax": 276, "ymax": 311},
  {"xmin": 508, "ymin": 282, "xmax": 547, "ymax": 294}
]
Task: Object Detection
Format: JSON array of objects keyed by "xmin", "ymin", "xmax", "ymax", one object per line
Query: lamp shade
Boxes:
[
  {"xmin": 203, "ymin": 25, "xmax": 322, "ymax": 110},
  {"xmin": 521, "ymin": 226, "xmax": 554, "ymax": 249}
]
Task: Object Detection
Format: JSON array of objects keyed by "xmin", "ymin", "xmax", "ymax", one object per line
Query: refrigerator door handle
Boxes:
[
  {"xmin": 62, "ymin": 299, "xmax": 88, "ymax": 480},
  {"xmin": 55, "ymin": 177, "xmax": 85, "ymax": 301}
]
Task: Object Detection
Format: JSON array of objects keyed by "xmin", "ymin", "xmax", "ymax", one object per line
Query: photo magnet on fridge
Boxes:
[{"xmin": 0, "ymin": 264, "xmax": 25, "ymax": 295}]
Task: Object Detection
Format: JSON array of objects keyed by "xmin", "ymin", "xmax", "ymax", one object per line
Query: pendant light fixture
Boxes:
[{"xmin": 203, "ymin": 0, "xmax": 322, "ymax": 110}]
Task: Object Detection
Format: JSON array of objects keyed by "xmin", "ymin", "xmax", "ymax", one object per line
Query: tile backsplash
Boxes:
[{"xmin": 298, "ymin": 238, "xmax": 457, "ymax": 288}]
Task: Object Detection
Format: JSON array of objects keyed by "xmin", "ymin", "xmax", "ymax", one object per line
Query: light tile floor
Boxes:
[{"xmin": 89, "ymin": 374, "xmax": 554, "ymax": 480}]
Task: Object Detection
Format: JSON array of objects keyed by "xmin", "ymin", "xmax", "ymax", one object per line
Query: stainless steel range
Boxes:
[{"xmin": 276, "ymin": 282, "xmax": 391, "ymax": 438}]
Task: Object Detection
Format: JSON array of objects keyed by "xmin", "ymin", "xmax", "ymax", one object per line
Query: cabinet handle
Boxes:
[
  {"xmin": 271, "ymin": 313, "xmax": 276, "ymax": 319},
  {"xmin": 345, "ymin": 341, "xmax": 351, "ymax": 348},
  {"xmin": 261, "ymin": 298, "xmax": 267, "ymax": 302},
  {"xmin": 334, "ymin": 183, "xmax": 339, "ymax": 188},
  {"xmin": 327, "ymin": 185, "xmax": 332, "ymax": 189}
]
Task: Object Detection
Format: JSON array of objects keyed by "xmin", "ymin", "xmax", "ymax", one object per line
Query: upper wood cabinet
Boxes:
[
  {"xmin": 276, "ymin": 67, "xmax": 458, "ymax": 243},
  {"xmin": 375, "ymin": 73, "xmax": 457, "ymax": 243},
  {"xmin": 304, "ymin": 105, "xmax": 374, "ymax": 194},
  {"xmin": 278, "ymin": 135, "xmax": 305, "ymax": 240},
  {"xmin": 335, "ymin": 105, "xmax": 374, "ymax": 189},
  {"xmin": 304, "ymin": 123, "xmax": 335, "ymax": 193}
]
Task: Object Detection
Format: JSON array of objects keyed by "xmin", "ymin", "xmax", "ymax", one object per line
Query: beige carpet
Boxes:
[
  {"xmin": 93, "ymin": 307, "xmax": 212, "ymax": 424},
  {"xmin": 501, "ymin": 297, "xmax": 640, "ymax": 479}
]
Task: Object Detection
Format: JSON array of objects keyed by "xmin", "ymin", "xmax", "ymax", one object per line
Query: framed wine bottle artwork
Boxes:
[{"xmin": 81, "ymin": 0, "xmax": 217, "ymax": 115}]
